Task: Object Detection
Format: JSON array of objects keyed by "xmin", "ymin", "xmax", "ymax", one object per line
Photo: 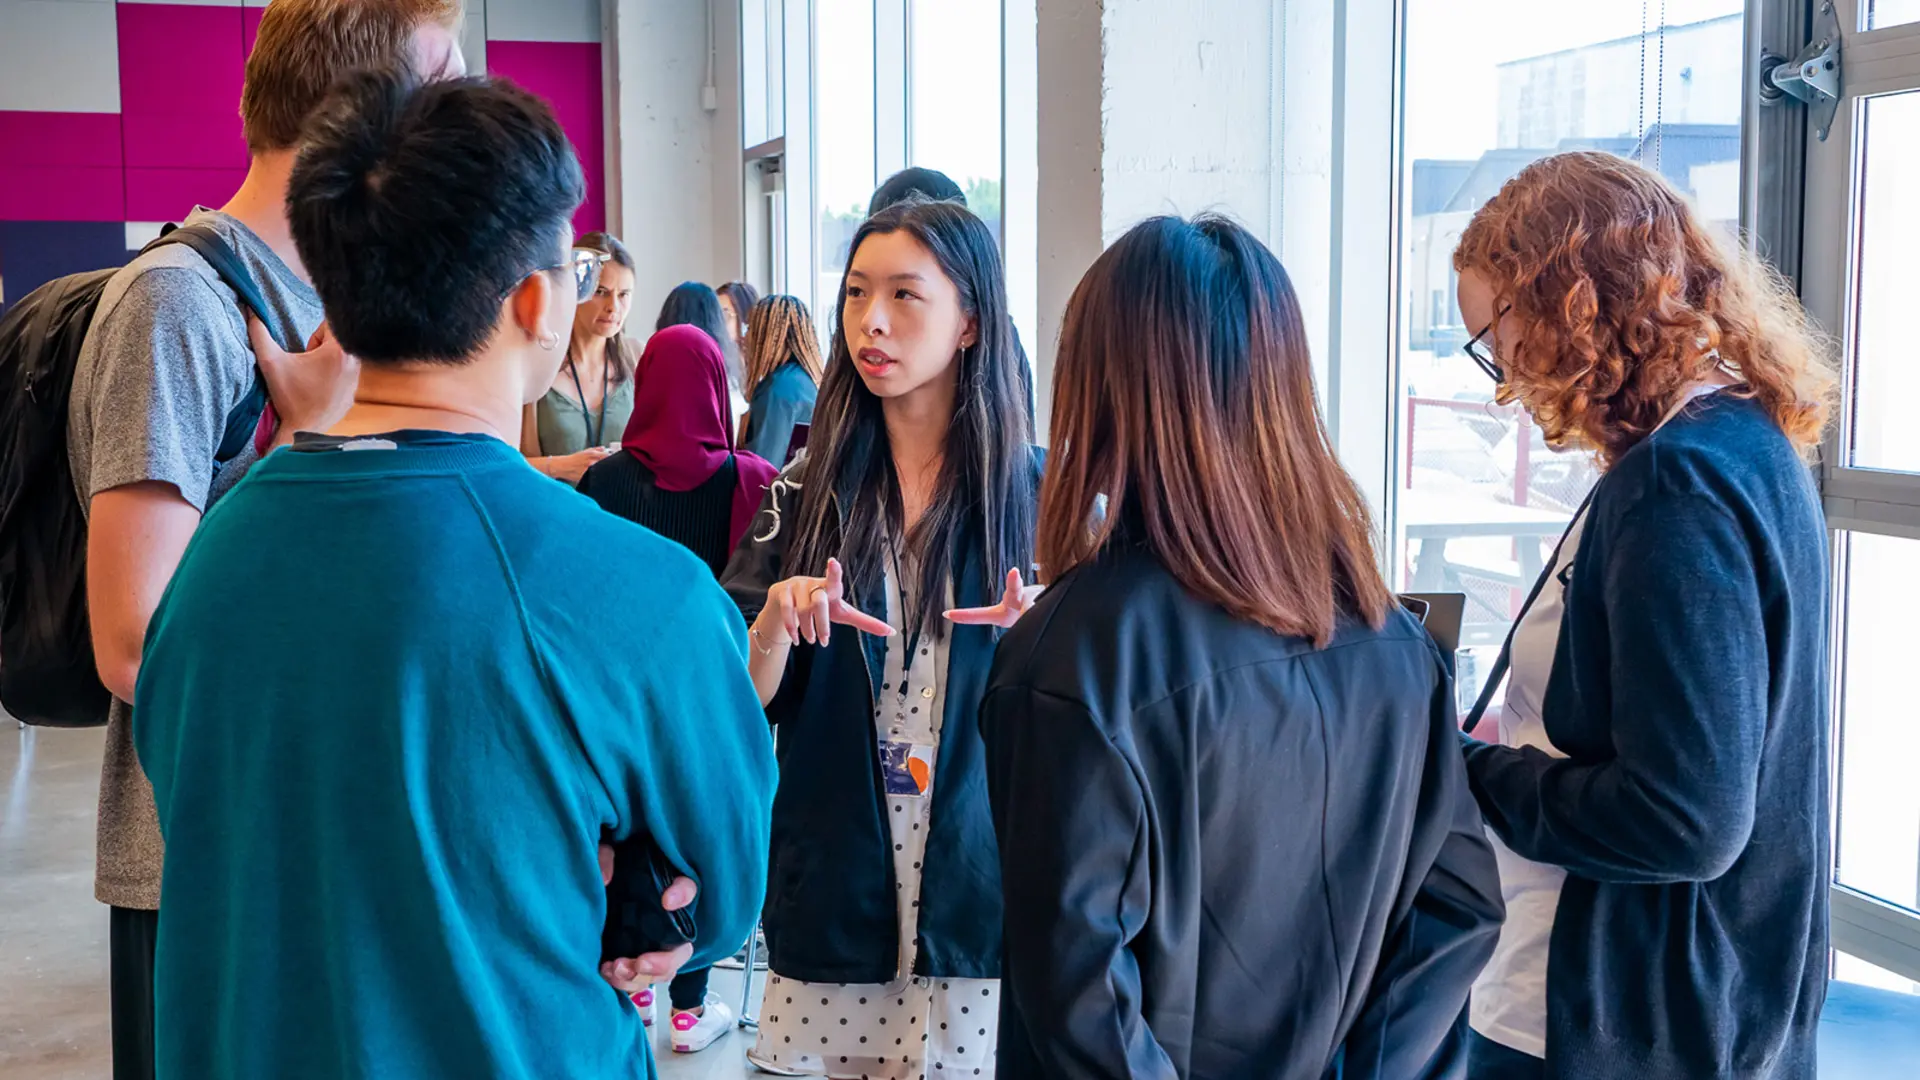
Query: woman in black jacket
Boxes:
[
  {"xmin": 721, "ymin": 197, "xmax": 1039, "ymax": 1079},
  {"xmin": 980, "ymin": 214, "xmax": 1505, "ymax": 1080},
  {"xmin": 1452, "ymin": 153, "xmax": 1835, "ymax": 1080}
]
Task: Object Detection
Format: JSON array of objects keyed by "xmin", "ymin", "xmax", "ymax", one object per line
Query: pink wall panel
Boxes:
[
  {"xmin": 123, "ymin": 116, "xmax": 249, "ymax": 171},
  {"xmin": 116, "ymin": 5, "xmax": 247, "ymax": 118},
  {"xmin": 486, "ymin": 41, "xmax": 606, "ymax": 235},
  {"xmin": 0, "ymin": 166, "xmax": 125, "ymax": 221},
  {"xmin": 126, "ymin": 167, "xmax": 247, "ymax": 224},
  {"xmin": 243, "ymin": 6, "xmax": 266, "ymax": 60},
  {"xmin": 0, "ymin": 113, "xmax": 123, "ymax": 169}
]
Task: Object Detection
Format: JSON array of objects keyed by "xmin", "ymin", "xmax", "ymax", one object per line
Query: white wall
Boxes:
[{"xmin": 606, "ymin": 0, "xmax": 742, "ymax": 318}]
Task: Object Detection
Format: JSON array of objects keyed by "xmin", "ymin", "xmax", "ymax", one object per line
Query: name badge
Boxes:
[{"xmin": 879, "ymin": 740, "xmax": 933, "ymax": 798}]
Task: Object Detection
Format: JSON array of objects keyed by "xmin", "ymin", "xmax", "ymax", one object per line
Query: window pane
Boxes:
[
  {"xmin": 1396, "ymin": 0, "xmax": 1746, "ymax": 701},
  {"xmin": 1867, "ymin": 0, "xmax": 1920, "ymax": 31},
  {"xmin": 1835, "ymin": 532, "xmax": 1920, "ymax": 915},
  {"xmin": 816, "ymin": 0, "xmax": 876, "ymax": 327},
  {"xmin": 1846, "ymin": 91, "xmax": 1920, "ymax": 473},
  {"xmin": 908, "ymin": 0, "xmax": 1003, "ymax": 250}
]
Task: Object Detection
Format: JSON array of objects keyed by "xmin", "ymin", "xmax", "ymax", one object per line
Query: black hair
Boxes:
[
  {"xmin": 787, "ymin": 197, "xmax": 1034, "ymax": 639},
  {"xmin": 868, "ymin": 167, "xmax": 967, "ymax": 217},
  {"xmin": 656, "ymin": 281, "xmax": 743, "ymax": 390},
  {"xmin": 287, "ymin": 71, "xmax": 584, "ymax": 364}
]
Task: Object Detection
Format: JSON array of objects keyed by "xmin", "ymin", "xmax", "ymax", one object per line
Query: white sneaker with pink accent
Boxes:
[
  {"xmin": 630, "ymin": 988, "xmax": 656, "ymax": 1028},
  {"xmin": 670, "ymin": 993, "xmax": 735, "ymax": 1054}
]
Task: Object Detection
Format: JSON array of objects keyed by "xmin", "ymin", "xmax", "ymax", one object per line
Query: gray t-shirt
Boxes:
[{"xmin": 68, "ymin": 207, "xmax": 322, "ymax": 910}]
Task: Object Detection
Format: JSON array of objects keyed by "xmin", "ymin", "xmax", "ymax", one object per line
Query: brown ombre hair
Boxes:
[
  {"xmin": 742, "ymin": 294, "xmax": 824, "ymax": 400},
  {"xmin": 1454, "ymin": 151, "xmax": 1835, "ymax": 467},
  {"xmin": 1039, "ymin": 215, "xmax": 1391, "ymax": 646}
]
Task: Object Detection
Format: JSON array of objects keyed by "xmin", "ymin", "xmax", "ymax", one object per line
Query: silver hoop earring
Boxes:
[{"xmin": 537, "ymin": 331, "xmax": 560, "ymax": 351}]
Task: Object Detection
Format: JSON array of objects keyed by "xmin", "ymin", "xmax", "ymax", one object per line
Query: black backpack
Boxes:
[{"xmin": 0, "ymin": 224, "xmax": 274, "ymax": 727}]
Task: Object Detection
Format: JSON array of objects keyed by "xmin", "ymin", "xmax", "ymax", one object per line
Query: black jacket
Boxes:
[
  {"xmin": 576, "ymin": 452, "xmax": 739, "ymax": 575},
  {"xmin": 719, "ymin": 452, "xmax": 1042, "ymax": 983},
  {"xmin": 980, "ymin": 543, "xmax": 1505, "ymax": 1080},
  {"xmin": 1462, "ymin": 394, "xmax": 1829, "ymax": 1079}
]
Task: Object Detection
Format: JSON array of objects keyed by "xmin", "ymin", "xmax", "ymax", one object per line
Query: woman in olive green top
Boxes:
[{"xmin": 521, "ymin": 232, "xmax": 638, "ymax": 482}]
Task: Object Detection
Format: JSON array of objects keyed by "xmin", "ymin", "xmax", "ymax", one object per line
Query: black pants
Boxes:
[
  {"xmin": 1467, "ymin": 1031, "xmax": 1545, "ymax": 1080},
  {"xmin": 110, "ymin": 906, "xmax": 159, "ymax": 1080},
  {"xmin": 668, "ymin": 965, "xmax": 710, "ymax": 1011}
]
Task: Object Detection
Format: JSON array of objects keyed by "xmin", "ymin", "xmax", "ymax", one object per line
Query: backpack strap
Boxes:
[{"xmin": 150, "ymin": 223, "xmax": 277, "ymax": 464}]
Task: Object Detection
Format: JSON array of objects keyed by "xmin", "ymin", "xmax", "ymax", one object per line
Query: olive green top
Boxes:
[{"xmin": 535, "ymin": 377, "xmax": 634, "ymax": 456}]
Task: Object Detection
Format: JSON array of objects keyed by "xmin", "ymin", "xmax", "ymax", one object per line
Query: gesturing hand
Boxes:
[
  {"xmin": 945, "ymin": 569, "xmax": 1044, "ymax": 629},
  {"xmin": 596, "ymin": 842, "xmax": 698, "ymax": 991},
  {"xmin": 761, "ymin": 557, "xmax": 896, "ymax": 648},
  {"xmin": 247, "ymin": 315, "xmax": 360, "ymax": 436}
]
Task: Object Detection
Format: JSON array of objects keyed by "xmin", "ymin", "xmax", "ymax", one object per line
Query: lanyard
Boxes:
[{"xmin": 565, "ymin": 352, "xmax": 610, "ymax": 447}]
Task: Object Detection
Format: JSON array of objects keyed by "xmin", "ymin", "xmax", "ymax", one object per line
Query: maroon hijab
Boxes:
[{"xmin": 622, "ymin": 325, "xmax": 778, "ymax": 549}]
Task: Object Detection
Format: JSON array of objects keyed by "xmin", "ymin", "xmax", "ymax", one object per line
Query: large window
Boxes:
[
  {"xmin": 1394, "ymin": 0, "xmax": 1746, "ymax": 704},
  {"xmin": 908, "ymin": 0, "xmax": 1004, "ymax": 248},
  {"xmin": 814, "ymin": 1, "xmax": 877, "ymax": 332}
]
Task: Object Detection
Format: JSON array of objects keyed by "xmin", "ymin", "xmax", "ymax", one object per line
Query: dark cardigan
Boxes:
[
  {"xmin": 718, "ymin": 450, "xmax": 1043, "ymax": 983},
  {"xmin": 1461, "ymin": 393, "xmax": 1830, "ymax": 1079}
]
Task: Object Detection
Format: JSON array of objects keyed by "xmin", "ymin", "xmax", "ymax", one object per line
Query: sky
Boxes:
[{"xmin": 1402, "ymin": 0, "xmax": 1744, "ymax": 160}]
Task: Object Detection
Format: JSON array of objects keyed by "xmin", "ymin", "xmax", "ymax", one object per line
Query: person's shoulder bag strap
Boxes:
[
  {"xmin": 1461, "ymin": 486, "xmax": 1599, "ymax": 730},
  {"xmin": 149, "ymin": 223, "xmax": 280, "ymax": 464}
]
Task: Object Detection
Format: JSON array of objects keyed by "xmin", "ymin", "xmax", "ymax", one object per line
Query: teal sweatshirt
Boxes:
[{"xmin": 134, "ymin": 430, "xmax": 774, "ymax": 1080}]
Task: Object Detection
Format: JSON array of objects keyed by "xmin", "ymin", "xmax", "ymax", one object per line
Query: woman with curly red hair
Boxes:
[{"xmin": 1453, "ymin": 150, "xmax": 1836, "ymax": 1080}]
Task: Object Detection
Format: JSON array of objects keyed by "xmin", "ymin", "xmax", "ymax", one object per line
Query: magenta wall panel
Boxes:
[
  {"xmin": 122, "ymin": 115, "xmax": 249, "ymax": 171},
  {"xmin": 0, "ymin": 167, "xmax": 125, "ymax": 221},
  {"xmin": 126, "ymin": 167, "xmax": 246, "ymax": 224},
  {"xmin": 117, "ymin": 5, "xmax": 247, "ymax": 118},
  {"xmin": 486, "ymin": 41, "xmax": 606, "ymax": 235},
  {"xmin": 0, "ymin": 113, "xmax": 123, "ymax": 170},
  {"xmin": 243, "ymin": 6, "xmax": 266, "ymax": 60}
]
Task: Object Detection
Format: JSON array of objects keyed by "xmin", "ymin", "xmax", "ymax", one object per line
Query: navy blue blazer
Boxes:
[{"xmin": 720, "ymin": 450, "xmax": 1042, "ymax": 983}]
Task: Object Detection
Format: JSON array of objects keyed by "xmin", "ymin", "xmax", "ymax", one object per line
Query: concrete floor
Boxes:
[
  {"xmin": 7, "ymin": 724, "xmax": 1918, "ymax": 1078},
  {"xmin": 0, "ymin": 725, "xmax": 759, "ymax": 1080}
]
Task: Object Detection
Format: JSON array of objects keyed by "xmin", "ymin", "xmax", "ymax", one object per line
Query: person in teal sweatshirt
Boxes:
[{"xmin": 132, "ymin": 72, "xmax": 774, "ymax": 1080}]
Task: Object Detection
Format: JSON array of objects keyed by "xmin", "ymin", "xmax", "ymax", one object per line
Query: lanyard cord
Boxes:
[{"xmin": 565, "ymin": 350, "xmax": 610, "ymax": 447}]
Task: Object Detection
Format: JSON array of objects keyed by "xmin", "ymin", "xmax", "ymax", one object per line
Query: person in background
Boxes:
[
  {"xmin": 66, "ymin": 3, "xmax": 463, "ymax": 1076},
  {"xmin": 867, "ymin": 166, "xmax": 966, "ymax": 216},
  {"xmin": 980, "ymin": 214, "xmax": 1504, "ymax": 1079},
  {"xmin": 133, "ymin": 71, "xmax": 774, "ymax": 1080},
  {"xmin": 1452, "ymin": 151, "xmax": 1834, "ymax": 1080},
  {"xmin": 577, "ymin": 324, "xmax": 778, "ymax": 1053},
  {"xmin": 520, "ymin": 230, "xmax": 636, "ymax": 482},
  {"xmin": 716, "ymin": 280, "xmax": 760, "ymax": 352},
  {"xmin": 656, "ymin": 280, "xmax": 746, "ymax": 408},
  {"xmin": 723, "ymin": 197, "xmax": 1041, "ymax": 1080},
  {"xmin": 738, "ymin": 295, "xmax": 823, "ymax": 465}
]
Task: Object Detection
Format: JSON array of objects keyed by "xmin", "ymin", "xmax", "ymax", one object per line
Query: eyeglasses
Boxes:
[
  {"xmin": 510, "ymin": 248, "xmax": 608, "ymax": 304},
  {"xmin": 1462, "ymin": 305, "xmax": 1510, "ymax": 383}
]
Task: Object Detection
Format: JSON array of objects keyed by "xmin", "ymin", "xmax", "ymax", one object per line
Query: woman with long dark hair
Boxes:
[
  {"xmin": 979, "ymin": 214, "xmax": 1503, "ymax": 1079},
  {"xmin": 716, "ymin": 280, "xmax": 760, "ymax": 351},
  {"xmin": 722, "ymin": 197, "xmax": 1041, "ymax": 1079},
  {"xmin": 576, "ymin": 324, "xmax": 778, "ymax": 1055},
  {"xmin": 1452, "ymin": 152, "xmax": 1833, "ymax": 1080},
  {"xmin": 519, "ymin": 231, "xmax": 635, "ymax": 481},
  {"xmin": 656, "ymin": 280, "xmax": 745, "ymax": 407},
  {"xmin": 739, "ymin": 294, "xmax": 824, "ymax": 464}
]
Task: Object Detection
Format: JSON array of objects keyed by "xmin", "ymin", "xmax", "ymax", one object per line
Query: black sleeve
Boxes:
[
  {"xmin": 719, "ymin": 459, "xmax": 803, "ymax": 623},
  {"xmin": 1342, "ymin": 658, "xmax": 1505, "ymax": 1078},
  {"xmin": 1462, "ymin": 491, "xmax": 1769, "ymax": 883},
  {"xmin": 982, "ymin": 686, "xmax": 1177, "ymax": 1080}
]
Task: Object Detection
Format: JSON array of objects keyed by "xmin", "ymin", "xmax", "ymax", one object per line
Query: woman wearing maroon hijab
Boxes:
[
  {"xmin": 580, "ymin": 324, "xmax": 779, "ymax": 576},
  {"xmin": 576, "ymin": 323, "xmax": 778, "ymax": 1051}
]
